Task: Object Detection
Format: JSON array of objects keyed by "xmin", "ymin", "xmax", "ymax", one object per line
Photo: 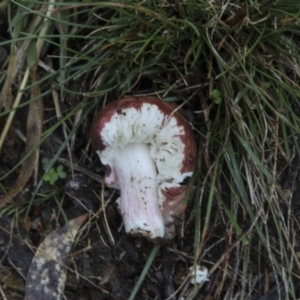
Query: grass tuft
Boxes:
[{"xmin": 0, "ymin": 0, "xmax": 300, "ymax": 299}]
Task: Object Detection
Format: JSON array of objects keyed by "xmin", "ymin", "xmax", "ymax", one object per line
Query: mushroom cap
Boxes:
[{"xmin": 90, "ymin": 96, "xmax": 197, "ymax": 183}]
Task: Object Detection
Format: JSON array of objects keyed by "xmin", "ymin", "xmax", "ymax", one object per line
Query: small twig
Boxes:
[
  {"xmin": 101, "ymin": 180, "xmax": 115, "ymax": 245},
  {"xmin": 0, "ymin": 68, "xmax": 30, "ymax": 150},
  {"xmin": 0, "ymin": 284, "xmax": 8, "ymax": 300},
  {"xmin": 56, "ymin": 157, "xmax": 103, "ymax": 183}
]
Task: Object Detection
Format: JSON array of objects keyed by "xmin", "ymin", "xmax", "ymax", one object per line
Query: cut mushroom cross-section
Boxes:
[{"xmin": 90, "ymin": 96, "xmax": 197, "ymax": 241}]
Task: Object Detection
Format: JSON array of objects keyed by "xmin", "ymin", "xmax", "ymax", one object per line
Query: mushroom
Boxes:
[{"xmin": 90, "ymin": 96, "xmax": 197, "ymax": 241}]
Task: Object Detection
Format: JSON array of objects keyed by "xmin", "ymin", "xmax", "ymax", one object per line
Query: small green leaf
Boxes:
[
  {"xmin": 212, "ymin": 89, "xmax": 221, "ymax": 98},
  {"xmin": 49, "ymin": 168, "xmax": 56, "ymax": 176},
  {"xmin": 43, "ymin": 174, "xmax": 50, "ymax": 181},
  {"xmin": 58, "ymin": 172, "xmax": 67, "ymax": 179},
  {"xmin": 214, "ymin": 96, "xmax": 222, "ymax": 104},
  {"xmin": 57, "ymin": 165, "xmax": 64, "ymax": 172},
  {"xmin": 52, "ymin": 173, "xmax": 59, "ymax": 182}
]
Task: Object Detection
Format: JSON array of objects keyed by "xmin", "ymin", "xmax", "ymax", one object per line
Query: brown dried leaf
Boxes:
[
  {"xmin": 24, "ymin": 214, "xmax": 88, "ymax": 300},
  {"xmin": 0, "ymin": 47, "xmax": 27, "ymax": 109}
]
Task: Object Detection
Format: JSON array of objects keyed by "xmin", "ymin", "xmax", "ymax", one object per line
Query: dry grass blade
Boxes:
[
  {"xmin": 0, "ymin": 10, "xmax": 42, "ymax": 110},
  {"xmin": 0, "ymin": 1, "xmax": 54, "ymax": 149},
  {"xmin": 0, "ymin": 66, "xmax": 43, "ymax": 208}
]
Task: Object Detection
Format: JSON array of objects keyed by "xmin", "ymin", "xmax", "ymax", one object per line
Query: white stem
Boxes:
[{"xmin": 113, "ymin": 143, "xmax": 165, "ymax": 239}]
